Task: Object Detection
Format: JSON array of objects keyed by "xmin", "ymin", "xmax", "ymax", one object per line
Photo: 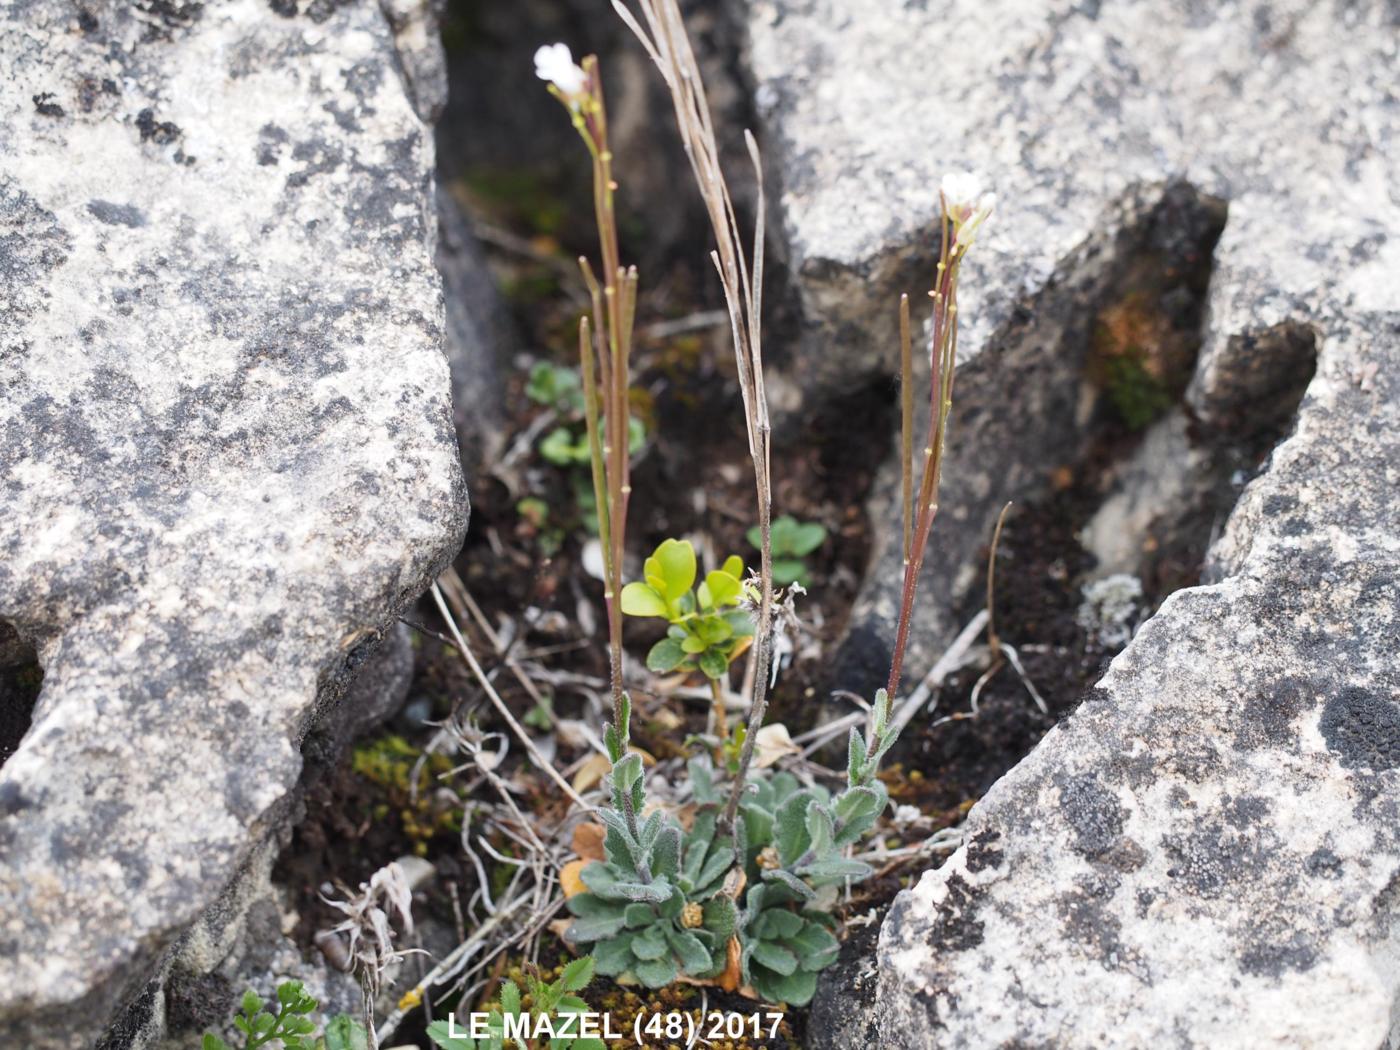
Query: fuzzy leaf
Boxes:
[
  {"xmin": 833, "ymin": 784, "xmax": 887, "ymax": 846},
  {"xmin": 846, "ymin": 729, "xmax": 869, "ymax": 785},
  {"xmin": 761, "ymin": 867, "xmax": 816, "ymax": 901},
  {"xmin": 689, "ymin": 757, "xmax": 718, "ymax": 804},
  {"xmin": 792, "ymin": 924, "xmax": 840, "ymax": 970},
  {"xmin": 756, "ymin": 908, "xmax": 803, "ymax": 940},
  {"xmin": 694, "ymin": 847, "xmax": 734, "ymax": 894},
  {"xmin": 632, "ymin": 955, "xmax": 678, "ymax": 989},
  {"xmin": 751, "ymin": 941, "xmax": 798, "ymax": 976},
  {"xmin": 566, "ymin": 912, "xmax": 627, "ymax": 943},
  {"xmin": 666, "ymin": 928, "xmax": 714, "ymax": 975},
  {"xmin": 795, "ymin": 858, "xmax": 871, "ymax": 885},
  {"xmin": 774, "ymin": 790, "xmax": 816, "ymax": 867},
  {"xmin": 592, "ymin": 933, "xmax": 635, "ymax": 975},
  {"xmin": 805, "ymin": 802, "xmax": 836, "ymax": 858},
  {"xmin": 758, "ymin": 968, "xmax": 818, "ymax": 1007},
  {"xmin": 580, "ymin": 864, "xmax": 671, "ymax": 903},
  {"xmin": 658, "ymin": 883, "xmax": 686, "ymax": 920},
  {"xmin": 652, "ymin": 824, "xmax": 682, "ymax": 880},
  {"xmin": 621, "ymin": 582, "xmax": 667, "ymax": 618},
  {"xmin": 646, "ymin": 637, "xmax": 687, "ymax": 673},
  {"xmin": 630, "ymin": 925, "xmax": 668, "ymax": 961},
  {"xmin": 703, "ymin": 896, "xmax": 738, "ymax": 939},
  {"xmin": 623, "ymin": 903, "xmax": 653, "ymax": 928}
]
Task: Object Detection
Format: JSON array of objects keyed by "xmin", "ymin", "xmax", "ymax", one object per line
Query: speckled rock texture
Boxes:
[
  {"xmin": 740, "ymin": 0, "xmax": 1396, "ymax": 691},
  {"xmin": 0, "ymin": 2, "xmax": 466, "ymax": 1046},
  {"xmin": 736, "ymin": 0, "xmax": 1400, "ymax": 1045}
]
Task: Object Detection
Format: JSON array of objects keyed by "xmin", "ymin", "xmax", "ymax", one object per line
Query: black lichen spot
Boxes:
[
  {"xmin": 1223, "ymin": 794, "xmax": 1271, "ymax": 830},
  {"xmin": 77, "ymin": 8, "xmax": 99, "ymax": 31},
  {"xmin": 136, "ymin": 107, "xmax": 182, "ymax": 145},
  {"xmin": 1304, "ymin": 847, "xmax": 1342, "ymax": 879},
  {"xmin": 1236, "ymin": 677, "xmax": 1310, "ymax": 750},
  {"xmin": 1058, "ymin": 773, "xmax": 1125, "ymax": 859},
  {"xmin": 256, "ymin": 123, "xmax": 289, "ymax": 166},
  {"xmin": 87, "ymin": 200, "xmax": 147, "ymax": 228},
  {"xmin": 32, "ymin": 93, "xmax": 65, "ymax": 118},
  {"xmin": 1239, "ymin": 927, "xmax": 1318, "ymax": 977},
  {"xmin": 964, "ymin": 829, "xmax": 1004, "ymax": 873},
  {"xmin": 1319, "ymin": 687, "xmax": 1400, "ymax": 772},
  {"xmin": 268, "ymin": 0, "xmax": 298, "ymax": 15},
  {"xmin": 917, "ymin": 872, "xmax": 985, "ymax": 954}
]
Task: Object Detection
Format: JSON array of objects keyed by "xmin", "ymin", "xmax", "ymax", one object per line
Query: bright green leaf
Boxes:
[
  {"xmin": 560, "ymin": 955, "xmax": 595, "ymax": 992},
  {"xmin": 704, "ymin": 570, "xmax": 742, "ymax": 608},
  {"xmin": 652, "ymin": 539, "xmax": 697, "ymax": 601},
  {"xmin": 620, "ymin": 582, "xmax": 667, "ymax": 618}
]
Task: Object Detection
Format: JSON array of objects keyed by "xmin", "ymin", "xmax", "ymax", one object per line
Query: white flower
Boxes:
[
  {"xmin": 534, "ymin": 43, "xmax": 587, "ymax": 99},
  {"xmin": 940, "ymin": 170, "xmax": 995, "ymax": 248}
]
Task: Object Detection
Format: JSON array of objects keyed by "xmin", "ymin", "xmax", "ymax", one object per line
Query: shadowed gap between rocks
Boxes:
[
  {"xmin": 0, "ymin": 619, "xmax": 42, "ymax": 770},
  {"xmin": 804, "ymin": 183, "xmax": 1322, "ymax": 1049}
]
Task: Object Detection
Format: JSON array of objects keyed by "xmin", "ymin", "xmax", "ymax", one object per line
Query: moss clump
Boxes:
[
  {"xmin": 351, "ymin": 734, "xmax": 461, "ymax": 855},
  {"xmin": 1088, "ymin": 292, "xmax": 1177, "ymax": 430}
]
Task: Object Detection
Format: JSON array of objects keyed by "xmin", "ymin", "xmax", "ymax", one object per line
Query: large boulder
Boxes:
[
  {"xmin": 738, "ymin": 0, "xmax": 1389, "ymax": 689},
  {"xmin": 0, "ymin": 2, "xmax": 466, "ymax": 1046},
  {"xmin": 734, "ymin": 0, "xmax": 1400, "ymax": 1044}
]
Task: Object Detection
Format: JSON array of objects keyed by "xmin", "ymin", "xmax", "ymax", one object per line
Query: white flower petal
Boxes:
[{"xmin": 534, "ymin": 42, "xmax": 587, "ymax": 97}]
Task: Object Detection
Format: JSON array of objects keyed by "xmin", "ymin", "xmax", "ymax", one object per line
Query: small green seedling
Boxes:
[
  {"xmin": 540, "ymin": 416, "xmax": 644, "ymax": 467},
  {"xmin": 747, "ymin": 516, "xmax": 826, "ymax": 587},
  {"xmin": 202, "ymin": 981, "xmax": 367, "ymax": 1050},
  {"xmin": 426, "ymin": 956, "xmax": 604, "ymax": 1050},
  {"xmin": 523, "ymin": 691, "xmax": 554, "ymax": 730},
  {"xmin": 526, "ymin": 361, "xmax": 585, "ymax": 413},
  {"xmin": 621, "ymin": 539, "xmax": 754, "ymax": 681}
]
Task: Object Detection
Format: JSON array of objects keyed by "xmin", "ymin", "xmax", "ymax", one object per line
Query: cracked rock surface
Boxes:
[
  {"xmin": 0, "ymin": 2, "xmax": 465, "ymax": 1045},
  {"xmin": 739, "ymin": 0, "xmax": 1400, "ymax": 1044}
]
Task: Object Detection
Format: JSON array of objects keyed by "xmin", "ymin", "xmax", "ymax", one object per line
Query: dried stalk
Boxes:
[
  {"xmin": 887, "ymin": 192, "xmax": 987, "ymax": 697},
  {"xmin": 986, "ymin": 500, "xmax": 1013, "ymax": 657},
  {"xmin": 899, "ymin": 293, "xmax": 914, "ymax": 564},
  {"xmin": 613, "ymin": 0, "xmax": 775, "ymax": 830},
  {"xmin": 430, "ymin": 583, "xmax": 592, "ymax": 811},
  {"xmin": 548, "ymin": 54, "xmax": 639, "ymax": 751}
]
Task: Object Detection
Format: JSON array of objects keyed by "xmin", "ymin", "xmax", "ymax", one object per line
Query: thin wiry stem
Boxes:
[
  {"xmin": 431, "ymin": 584, "xmax": 591, "ymax": 811},
  {"xmin": 986, "ymin": 500, "xmax": 1013, "ymax": 657},
  {"xmin": 899, "ymin": 293, "xmax": 914, "ymax": 565},
  {"xmin": 887, "ymin": 198, "xmax": 970, "ymax": 698},
  {"xmin": 614, "ymin": 0, "xmax": 774, "ymax": 830},
  {"xmin": 551, "ymin": 58, "xmax": 637, "ymax": 750}
]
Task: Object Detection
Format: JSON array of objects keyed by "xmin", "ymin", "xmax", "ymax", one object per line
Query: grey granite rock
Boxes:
[
  {"xmin": 0, "ymin": 2, "xmax": 465, "ymax": 1046},
  {"xmin": 738, "ymin": 0, "xmax": 1400, "ymax": 1045},
  {"xmin": 740, "ymin": 0, "xmax": 1392, "ymax": 691}
]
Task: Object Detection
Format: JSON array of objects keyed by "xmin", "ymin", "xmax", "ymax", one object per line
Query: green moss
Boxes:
[
  {"xmin": 1100, "ymin": 350, "xmax": 1174, "ymax": 430},
  {"xmin": 352, "ymin": 734, "xmax": 462, "ymax": 855}
]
